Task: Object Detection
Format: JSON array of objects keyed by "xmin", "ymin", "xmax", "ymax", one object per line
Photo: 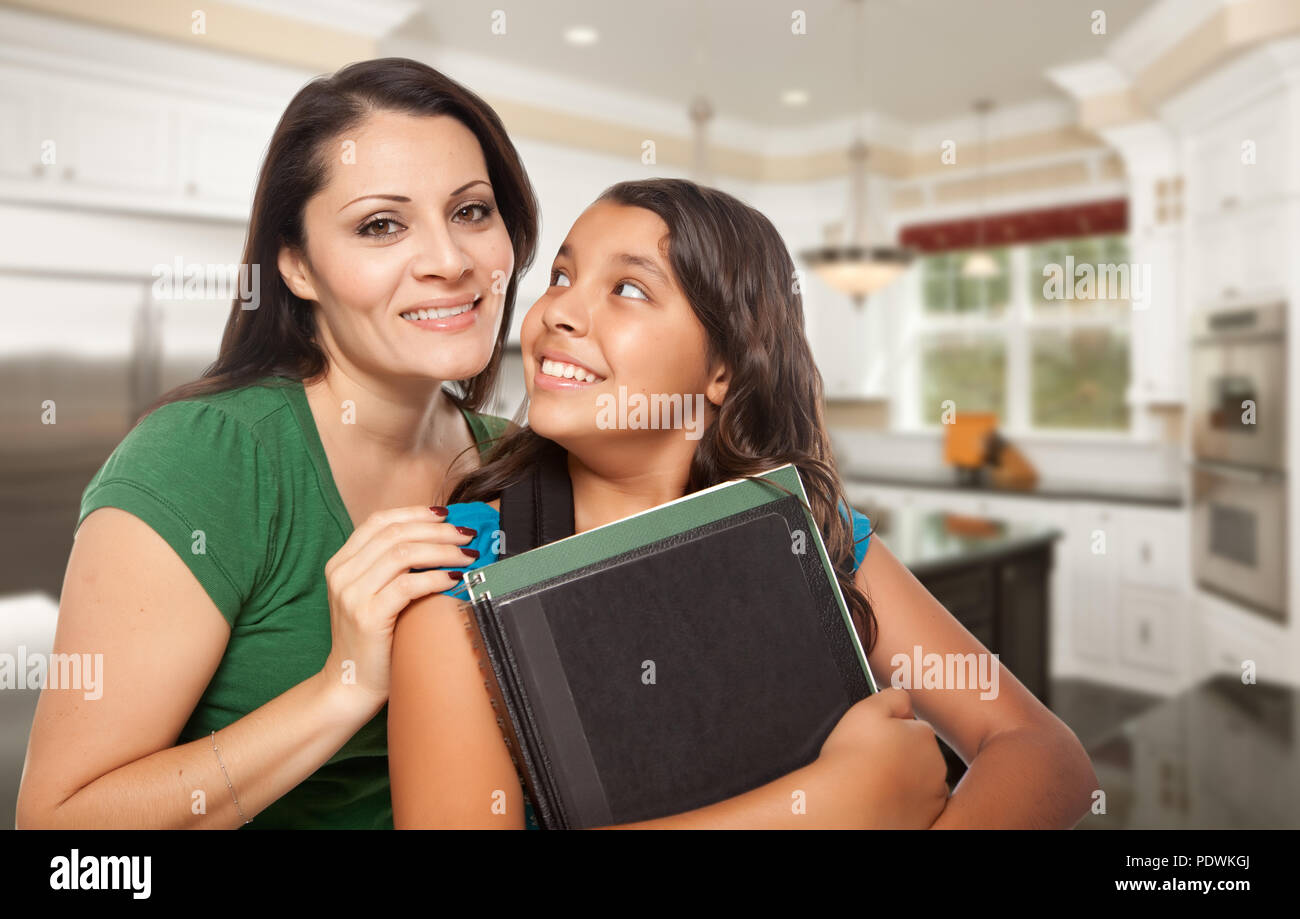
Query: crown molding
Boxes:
[{"xmin": 223, "ymin": 0, "xmax": 419, "ymax": 38}]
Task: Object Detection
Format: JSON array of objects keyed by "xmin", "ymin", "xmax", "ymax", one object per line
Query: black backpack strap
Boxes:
[{"xmin": 498, "ymin": 439, "xmax": 575, "ymax": 558}]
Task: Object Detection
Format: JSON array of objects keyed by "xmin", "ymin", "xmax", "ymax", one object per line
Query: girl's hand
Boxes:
[
  {"xmin": 819, "ymin": 687, "xmax": 951, "ymax": 829},
  {"xmin": 318, "ymin": 505, "xmax": 478, "ymax": 709}
]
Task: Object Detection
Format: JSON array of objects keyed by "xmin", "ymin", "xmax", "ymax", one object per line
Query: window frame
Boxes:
[{"xmin": 900, "ymin": 236, "xmax": 1136, "ymax": 439}]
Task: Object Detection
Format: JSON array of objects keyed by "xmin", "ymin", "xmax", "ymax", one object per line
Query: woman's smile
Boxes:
[{"xmin": 398, "ymin": 292, "xmax": 483, "ymax": 331}]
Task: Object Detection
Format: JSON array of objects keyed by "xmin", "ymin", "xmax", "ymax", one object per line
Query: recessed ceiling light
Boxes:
[
  {"xmin": 781, "ymin": 89, "xmax": 809, "ymax": 106},
  {"xmin": 564, "ymin": 25, "xmax": 599, "ymax": 45}
]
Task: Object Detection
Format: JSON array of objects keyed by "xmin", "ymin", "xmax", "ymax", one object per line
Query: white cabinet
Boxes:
[
  {"xmin": 0, "ymin": 64, "xmax": 42, "ymax": 182},
  {"xmin": 1188, "ymin": 202, "xmax": 1290, "ymax": 304},
  {"xmin": 843, "ymin": 482, "xmax": 1194, "ymax": 695},
  {"xmin": 0, "ymin": 58, "xmax": 280, "ymax": 220},
  {"xmin": 1117, "ymin": 585, "xmax": 1181, "ymax": 674},
  {"xmin": 178, "ymin": 103, "xmax": 277, "ymax": 210},
  {"xmin": 1193, "ymin": 589, "xmax": 1296, "ymax": 686},
  {"xmin": 1064, "ymin": 501, "xmax": 1190, "ymax": 693},
  {"xmin": 1067, "ymin": 504, "xmax": 1119, "ymax": 664},
  {"xmin": 1186, "ymin": 88, "xmax": 1292, "ymax": 218},
  {"xmin": 1183, "ymin": 84, "xmax": 1296, "ymax": 308}
]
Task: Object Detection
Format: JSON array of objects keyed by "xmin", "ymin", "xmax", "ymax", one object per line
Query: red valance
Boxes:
[{"xmin": 898, "ymin": 198, "xmax": 1128, "ymax": 253}]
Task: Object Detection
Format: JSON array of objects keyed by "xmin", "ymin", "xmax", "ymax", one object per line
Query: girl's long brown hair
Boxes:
[
  {"xmin": 138, "ymin": 57, "xmax": 539, "ymax": 419},
  {"xmin": 450, "ymin": 178, "xmax": 878, "ymax": 653}
]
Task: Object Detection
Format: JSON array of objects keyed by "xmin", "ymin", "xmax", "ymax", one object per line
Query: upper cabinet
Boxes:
[
  {"xmin": 1181, "ymin": 80, "xmax": 1298, "ymax": 310},
  {"xmin": 0, "ymin": 59, "xmax": 280, "ymax": 221}
]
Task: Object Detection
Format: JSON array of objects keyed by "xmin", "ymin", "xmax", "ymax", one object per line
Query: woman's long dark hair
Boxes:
[
  {"xmin": 450, "ymin": 178, "xmax": 878, "ymax": 653},
  {"xmin": 139, "ymin": 57, "xmax": 539, "ymax": 419}
]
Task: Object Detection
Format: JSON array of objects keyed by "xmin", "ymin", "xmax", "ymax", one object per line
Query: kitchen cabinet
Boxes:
[
  {"xmin": 0, "ymin": 58, "xmax": 280, "ymax": 220},
  {"xmin": 1186, "ymin": 88, "xmax": 1292, "ymax": 218},
  {"xmin": 1187, "ymin": 202, "xmax": 1290, "ymax": 305},
  {"xmin": 845, "ymin": 477, "xmax": 1193, "ymax": 697}
]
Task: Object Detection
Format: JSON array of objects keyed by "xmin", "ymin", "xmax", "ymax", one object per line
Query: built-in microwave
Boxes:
[{"xmin": 1189, "ymin": 303, "xmax": 1286, "ymax": 470}]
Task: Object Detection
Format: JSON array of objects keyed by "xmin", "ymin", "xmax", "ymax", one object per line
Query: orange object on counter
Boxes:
[
  {"xmin": 944, "ymin": 412, "xmax": 998, "ymax": 468},
  {"xmin": 943, "ymin": 513, "xmax": 1000, "ymax": 537}
]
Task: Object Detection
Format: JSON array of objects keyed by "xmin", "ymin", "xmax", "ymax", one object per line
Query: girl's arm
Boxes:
[
  {"xmin": 389, "ymin": 594, "xmax": 923, "ymax": 829},
  {"xmin": 856, "ymin": 536, "xmax": 1099, "ymax": 829}
]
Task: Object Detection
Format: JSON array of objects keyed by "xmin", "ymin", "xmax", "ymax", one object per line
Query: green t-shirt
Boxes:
[{"xmin": 75, "ymin": 375, "xmax": 509, "ymax": 829}]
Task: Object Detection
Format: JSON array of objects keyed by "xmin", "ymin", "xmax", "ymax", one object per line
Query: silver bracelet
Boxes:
[{"xmin": 210, "ymin": 730, "xmax": 252, "ymax": 825}]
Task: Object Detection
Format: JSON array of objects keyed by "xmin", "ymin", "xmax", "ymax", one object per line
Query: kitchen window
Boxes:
[{"xmin": 908, "ymin": 233, "xmax": 1132, "ymax": 433}]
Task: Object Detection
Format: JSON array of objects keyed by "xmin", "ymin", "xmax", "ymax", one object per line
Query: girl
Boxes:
[
  {"xmin": 18, "ymin": 58, "xmax": 536, "ymax": 829},
  {"xmin": 388, "ymin": 178, "xmax": 1098, "ymax": 829}
]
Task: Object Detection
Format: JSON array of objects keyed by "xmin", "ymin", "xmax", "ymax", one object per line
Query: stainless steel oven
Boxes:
[
  {"xmin": 1191, "ymin": 460, "xmax": 1286, "ymax": 621},
  {"xmin": 1189, "ymin": 302, "xmax": 1287, "ymax": 623},
  {"xmin": 1190, "ymin": 303, "xmax": 1286, "ymax": 469}
]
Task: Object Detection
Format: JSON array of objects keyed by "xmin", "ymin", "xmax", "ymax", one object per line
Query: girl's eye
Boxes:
[
  {"xmin": 550, "ymin": 268, "xmax": 571, "ymax": 287},
  {"xmin": 614, "ymin": 280, "xmax": 649, "ymax": 301},
  {"xmin": 358, "ymin": 217, "xmax": 405, "ymax": 238},
  {"xmin": 456, "ymin": 201, "xmax": 495, "ymax": 223}
]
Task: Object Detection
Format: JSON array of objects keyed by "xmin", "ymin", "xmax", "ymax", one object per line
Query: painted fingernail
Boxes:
[
  {"xmin": 455, "ymin": 526, "xmax": 477, "ymax": 538},
  {"xmin": 461, "ymin": 548, "xmax": 480, "ymax": 560},
  {"xmin": 430, "ymin": 505, "xmax": 448, "ymax": 515},
  {"xmin": 448, "ymin": 571, "xmax": 464, "ymax": 582}
]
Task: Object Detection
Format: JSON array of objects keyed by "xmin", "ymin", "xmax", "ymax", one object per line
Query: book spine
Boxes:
[{"xmin": 464, "ymin": 597, "xmax": 546, "ymax": 825}]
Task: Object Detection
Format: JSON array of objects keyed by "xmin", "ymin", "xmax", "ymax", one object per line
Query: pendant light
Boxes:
[
  {"xmin": 801, "ymin": 0, "xmax": 913, "ymax": 307},
  {"xmin": 961, "ymin": 99, "xmax": 1001, "ymax": 278}
]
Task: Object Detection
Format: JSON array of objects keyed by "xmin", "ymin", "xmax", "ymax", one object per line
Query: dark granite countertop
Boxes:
[
  {"xmin": 1078, "ymin": 675, "xmax": 1300, "ymax": 829},
  {"xmin": 862, "ymin": 507, "xmax": 1060, "ymax": 577},
  {"xmin": 843, "ymin": 466, "xmax": 1184, "ymax": 508}
]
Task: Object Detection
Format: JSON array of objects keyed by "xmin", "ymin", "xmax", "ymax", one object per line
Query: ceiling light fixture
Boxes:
[
  {"xmin": 800, "ymin": 0, "xmax": 913, "ymax": 307},
  {"xmin": 961, "ymin": 99, "xmax": 1002, "ymax": 279},
  {"xmin": 563, "ymin": 25, "xmax": 598, "ymax": 46}
]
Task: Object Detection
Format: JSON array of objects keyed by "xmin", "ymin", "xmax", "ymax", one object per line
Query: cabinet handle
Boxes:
[
  {"xmin": 185, "ymin": 181, "xmax": 198, "ymax": 196},
  {"xmin": 1141, "ymin": 543, "xmax": 1151, "ymax": 564},
  {"xmin": 62, "ymin": 166, "xmax": 76, "ymax": 181},
  {"xmin": 31, "ymin": 163, "xmax": 45, "ymax": 178},
  {"xmin": 1222, "ymin": 286, "xmax": 1239, "ymax": 300},
  {"xmin": 1139, "ymin": 621, "xmax": 1150, "ymax": 644},
  {"xmin": 1220, "ymin": 195, "xmax": 1238, "ymax": 211}
]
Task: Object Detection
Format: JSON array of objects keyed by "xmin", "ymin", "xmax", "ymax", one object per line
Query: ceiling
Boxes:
[{"xmin": 399, "ymin": 0, "xmax": 1158, "ymax": 127}]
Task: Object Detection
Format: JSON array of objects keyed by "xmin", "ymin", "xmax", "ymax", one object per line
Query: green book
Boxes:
[{"xmin": 464, "ymin": 462, "xmax": 877, "ymax": 829}]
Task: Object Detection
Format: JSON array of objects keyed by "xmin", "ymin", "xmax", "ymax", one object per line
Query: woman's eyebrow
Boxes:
[
  {"xmin": 338, "ymin": 193, "xmax": 410, "ymax": 212},
  {"xmin": 337, "ymin": 180, "xmax": 490, "ymax": 213}
]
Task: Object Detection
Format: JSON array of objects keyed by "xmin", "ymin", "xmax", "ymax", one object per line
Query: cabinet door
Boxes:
[
  {"xmin": 1118, "ymin": 508, "xmax": 1186, "ymax": 591},
  {"xmin": 51, "ymin": 79, "xmax": 177, "ymax": 196},
  {"xmin": 178, "ymin": 103, "xmax": 277, "ymax": 209},
  {"xmin": 1068, "ymin": 505, "xmax": 1119, "ymax": 663},
  {"xmin": 0, "ymin": 64, "xmax": 44, "ymax": 181},
  {"xmin": 997, "ymin": 551, "xmax": 1050, "ymax": 705},
  {"xmin": 1117, "ymin": 584, "xmax": 1179, "ymax": 674}
]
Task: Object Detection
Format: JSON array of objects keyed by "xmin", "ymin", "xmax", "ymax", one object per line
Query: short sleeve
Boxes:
[
  {"xmin": 76, "ymin": 401, "xmax": 279, "ymax": 628},
  {"xmin": 436, "ymin": 501, "xmax": 502, "ymax": 601},
  {"xmin": 837, "ymin": 499, "xmax": 872, "ymax": 572}
]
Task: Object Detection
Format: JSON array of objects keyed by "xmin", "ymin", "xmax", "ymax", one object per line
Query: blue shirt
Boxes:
[{"xmin": 436, "ymin": 498, "xmax": 874, "ymax": 828}]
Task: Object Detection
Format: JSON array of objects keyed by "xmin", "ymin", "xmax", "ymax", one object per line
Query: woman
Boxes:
[
  {"xmin": 388, "ymin": 179, "xmax": 1099, "ymax": 829},
  {"xmin": 16, "ymin": 58, "xmax": 538, "ymax": 829}
]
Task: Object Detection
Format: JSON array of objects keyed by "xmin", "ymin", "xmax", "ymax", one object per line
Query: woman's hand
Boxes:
[
  {"xmin": 319, "ymin": 505, "xmax": 478, "ymax": 710},
  {"xmin": 819, "ymin": 687, "xmax": 951, "ymax": 829}
]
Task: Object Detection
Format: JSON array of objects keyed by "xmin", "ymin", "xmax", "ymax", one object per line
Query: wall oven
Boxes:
[{"xmin": 1189, "ymin": 302, "xmax": 1287, "ymax": 623}]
